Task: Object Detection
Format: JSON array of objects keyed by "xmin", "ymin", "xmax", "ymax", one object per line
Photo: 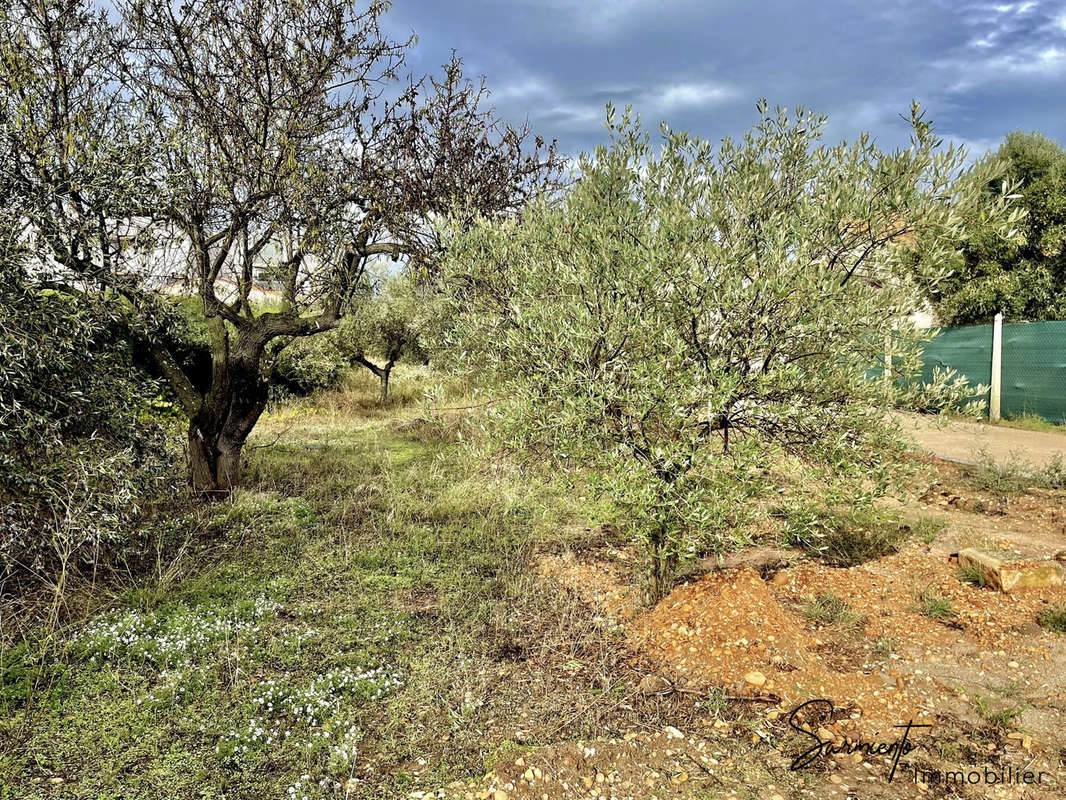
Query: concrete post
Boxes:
[{"xmin": 990, "ymin": 312, "xmax": 1003, "ymax": 422}]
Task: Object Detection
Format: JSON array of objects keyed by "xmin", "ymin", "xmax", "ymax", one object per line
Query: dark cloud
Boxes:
[{"xmin": 384, "ymin": 0, "xmax": 1066, "ymax": 157}]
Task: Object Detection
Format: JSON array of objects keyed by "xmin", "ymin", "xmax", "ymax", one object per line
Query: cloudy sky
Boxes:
[{"xmin": 384, "ymin": 0, "xmax": 1066, "ymax": 159}]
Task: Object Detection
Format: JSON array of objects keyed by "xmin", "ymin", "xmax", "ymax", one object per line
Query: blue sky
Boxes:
[{"xmin": 384, "ymin": 0, "xmax": 1066, "ymax": 159}]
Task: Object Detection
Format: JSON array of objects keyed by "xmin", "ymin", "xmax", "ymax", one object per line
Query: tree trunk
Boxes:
[
  {"xmin": 355, "ymin": 355, "xmax": 394, "ymax": 407},
  {"xmin": 188, "ymin": 428, "xmax": 247, "ymax": 494},
  {"xmin": 642, "ymin": 525, "xmax": 676, "ymax": 605},
  {"xmin": 186, "ymin": 332, "xmax": 269, "ymax": 495},
  {"xmin": 379, "ymin": 366, "xmax": 391, "ymax": 406}
]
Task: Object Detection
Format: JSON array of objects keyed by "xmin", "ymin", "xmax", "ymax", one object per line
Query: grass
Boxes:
[
  {"xmin": 780, "ymin": 506, "xmax": 913, "ymax": 567},
  {"xmin": 801, "ymin": 593, "xmax": 863, "ymax": 626},
  {"xmin": 912, "ymin": 514, "xmax": 946, "ymax": 545},
  {"xmin": 957, "ymin": 565, "xmax": 989, "ymax": 588},
  {"xmin": 1, "ymin": 370, "xmax": 666, "ymax": 799},
  {"xmin": 963, "ymin": 449, "xmax": 1066, "ymax": 495},
  {"xmin": 973, "ymin": 692, "xmax": 1026, "ymax": 729},
  {"xmin": 941, "ymin": 411, "xmax": 1066, "ymax": 433},
  {"xmin": 916, "ymin": 591, "xmax": 956, "ymax": 622},
  {"xmin": 1037, "ymin": 605, "xmax": 1066, "ymax": 633},
  {"xmin": 993, "ymin": 413, "xmax": 1066, "ymax": 433}
]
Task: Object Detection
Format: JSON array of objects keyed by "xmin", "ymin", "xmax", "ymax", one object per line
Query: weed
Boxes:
[
  {"xmin": 1037, "ymin": 605, "xmax": 1066, "ymax": 633},
  {"xmin": 916, "ymin": 591, "xmax": 956, "ymax": 622},
  {"xmin": 973, "ymin": 693, "xmax": 1024, "ymax": 729},
  {"xmin": 802, "ymin": 593, "xmax": 863, "ymax": 626},
  {"xmin": 873, "ymin": 637, "xmax": 895, "ymax": 657},
  {"xmin": 964, "ymin": 448, "xmax": 1066, "ymax": 495},
  {"xmin": 957, "ymin": 565, "xmax": 988, "ymax": 588}
]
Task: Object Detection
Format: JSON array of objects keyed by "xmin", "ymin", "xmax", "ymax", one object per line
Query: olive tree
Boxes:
[
  {"xmin": 339, "ymin": 274, "xmax": 426, "ymax": 405},
  {"xmin": 0, "ymin": 0, "xmax": 560, "ymax": 494},
  {"xmin": 438, "ymin": 103, "xmax": 1021, "ymax": 598}
]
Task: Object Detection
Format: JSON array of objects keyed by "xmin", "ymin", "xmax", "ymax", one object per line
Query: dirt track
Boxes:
[{"xmin": 897, "ymin": 413, "xmax": 1066, "ymax": 468}]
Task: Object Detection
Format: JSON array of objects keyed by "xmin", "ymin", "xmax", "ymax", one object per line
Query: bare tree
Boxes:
[{"xmin": 0, "ymin": 0, "xmax": 562, "ymax": 493}]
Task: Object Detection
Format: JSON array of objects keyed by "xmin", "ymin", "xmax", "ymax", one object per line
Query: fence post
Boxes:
[{"xmin": 990, "ymin": 312, "xmax": 1003, "ymax": 422}]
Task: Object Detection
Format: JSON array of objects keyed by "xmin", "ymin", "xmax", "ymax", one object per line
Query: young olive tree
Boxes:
[
  {"xmin": 438, "ymin": 103, "xmax": 1022, "ymax": 599},
  {"xmin": 338, "ymin": 274, "xmax": 426, "ymax": 405},
  {"xmin": 0, "ymin": 0, "xmax": 560, "ymax": 494}
]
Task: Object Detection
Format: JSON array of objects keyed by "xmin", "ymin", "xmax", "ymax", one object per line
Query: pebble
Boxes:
[{"xmin": 744, "ymin": 670, "xmax": 767, "ymax": 688}]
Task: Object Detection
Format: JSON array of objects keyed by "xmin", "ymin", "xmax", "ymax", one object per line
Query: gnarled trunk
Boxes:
[
  {"xmin": 186, "ymin": 336, "xmax": 269, "ymax": 495},
  {"xmin": 355, "ymin": 355, "xmax": 394, "ymax": 407},
  {"xmin": 187, "ymin": 428, "xmax": 247, "ymax": 494}
]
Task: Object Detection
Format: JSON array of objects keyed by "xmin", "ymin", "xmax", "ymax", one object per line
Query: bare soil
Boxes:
[{"xmin": 430, "ymin": 461, "xmax": 1066, "ymax": 800}]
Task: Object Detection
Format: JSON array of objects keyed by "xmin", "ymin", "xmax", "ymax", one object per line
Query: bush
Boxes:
[
  {"xmin": 437, "ymin": 103, "xmax": 1018, "ymax": 598},
  {"xmin": 0, "ymin": 235, "xmax": 177, "ymax": 585},
  {"xmin": 781, "ymin": 504, "xmax": 911, "ymax": 567},
  {"xmin": 271, "ymin": 333, "xmax": 349, "ymax": 397}
]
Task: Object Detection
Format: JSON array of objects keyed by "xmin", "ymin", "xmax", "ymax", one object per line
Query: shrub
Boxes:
[
  {"xmin": 271, "ymin": 333, "xmax": 350, "ymax": 397},
  {"xmin": 0, "ymin": 233, "xmax": 177, "ymax": 586},
  {"xmin": 437, "ymin": 103, "xmax": 1019, "ymax": 598},
  {"xmin": 781, "ymin": 505, "xmax": 911, "ymax": 567}
]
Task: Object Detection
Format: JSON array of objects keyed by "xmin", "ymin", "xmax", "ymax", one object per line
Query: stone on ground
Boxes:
[{"xmin": 958, "ymin": 547, "xmax": 1065, "ymax": 592}]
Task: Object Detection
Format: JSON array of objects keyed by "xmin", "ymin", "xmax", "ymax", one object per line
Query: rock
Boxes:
[
  {"xmin": 493, "ymin": 791, "xmax": 508, "ymax": 800},
  {"xmin": 664, "ymin": 725, "xmax": 684, "ymax": 739},
  {"xmin": 639, "ymin": 674, "xmax": 673, "ymax": 695},
  {"xmin": 958, "ymin": 547, "xmax": 1065, "ymax": 592},
  {"xmin": 744, "ymin": 670, "xmax": 767, "ymax": 688}
]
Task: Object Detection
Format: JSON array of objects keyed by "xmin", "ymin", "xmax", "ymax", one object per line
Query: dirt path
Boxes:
[{"xmin": 897, "ymin": 412, "xmax": 1066, "ymax": 468}]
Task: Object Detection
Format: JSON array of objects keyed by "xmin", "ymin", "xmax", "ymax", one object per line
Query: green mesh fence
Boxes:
[{"xmin": 919, "ymin": 321, "xmax": 1066, "ymax": 424}]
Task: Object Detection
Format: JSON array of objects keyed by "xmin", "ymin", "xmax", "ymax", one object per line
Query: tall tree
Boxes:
[
  {"xmin": 931, "ymin": 131, "xmax": 1065, "ymax": 324},
  {"xmin": 0, "ymin": 0, "xmax": 561, "ymax": 493}
]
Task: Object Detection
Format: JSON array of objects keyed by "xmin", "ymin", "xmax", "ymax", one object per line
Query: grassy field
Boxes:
[{"xmin": 0, "ymin": 369, "xmax": 709, "ymax": 799}]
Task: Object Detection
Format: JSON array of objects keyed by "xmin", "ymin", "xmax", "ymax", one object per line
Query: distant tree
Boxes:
[
  {"xmin": 438, "ymin": 103, "xmax": 1020, "ymax": 599},
  {"xmin": 931, "ymin": 131, "xmax": 1065, "ymax": 324},
  {"xmin": 0, "ymin": 0, "xmax": 561, "ymax": 494},
  {"xmin": 339, "ymin": 275, "xmax": 426, "ymax": 405}
]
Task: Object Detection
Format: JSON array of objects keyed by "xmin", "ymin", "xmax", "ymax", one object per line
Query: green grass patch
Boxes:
[
  {"xmin": 957, "ymin": 565, "xmax": 988, "ymax": 588},
  {"xmin": 912, "ymin": 514, "xmax": 946, "ymax": 545},
  {"xmin": 801, "ymin": 593, "xmax": 863, "ymax": 626},
  {"xmin": 916, "ymin": 591, "xmax": 956, "ymax": 622},
  {"xmin": 780, "ymin": 506, "xmax": 912, "ymax": 567},
  {"xmin": 0, "ymin": 382, "xmax": 626, "ymax": 799},
  {"xmin": 1037, "ymin": 605, "xmax": 1066, "ymax": 633}
]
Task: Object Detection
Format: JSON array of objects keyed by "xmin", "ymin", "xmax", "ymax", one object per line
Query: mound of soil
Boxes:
[{"xmin": 631, "ymin": 567, "xmax": 931, "ymax": 739}]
